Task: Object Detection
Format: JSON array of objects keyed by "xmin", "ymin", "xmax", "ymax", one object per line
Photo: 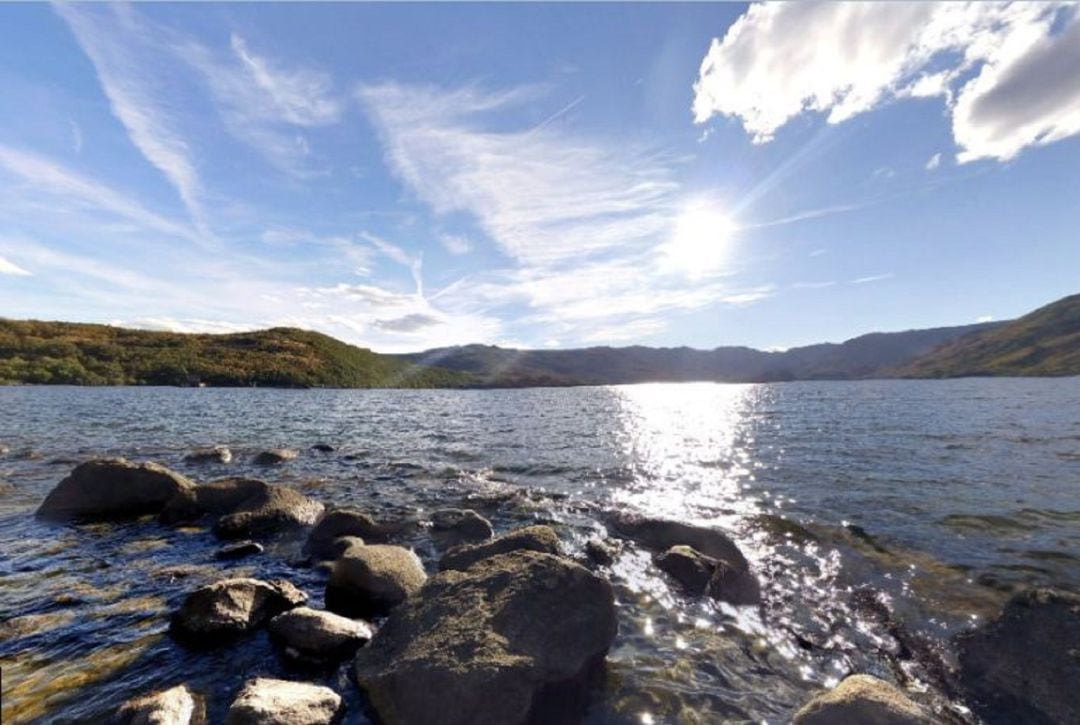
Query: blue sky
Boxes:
[{"xmin": 1, "ymin": 2, "xmax": 1078, "ymax": 353}]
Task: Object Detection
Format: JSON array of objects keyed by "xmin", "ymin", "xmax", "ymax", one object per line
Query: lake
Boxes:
[{"xmin": 1, "ymin": 378, "xmax": 1078, "ymax": 722}]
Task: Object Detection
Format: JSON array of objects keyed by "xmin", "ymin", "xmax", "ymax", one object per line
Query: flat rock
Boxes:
[
  {"xmin": 253, "ymin": 449, "xmax": 299, "ymax": 465},
  {"xmin": 170, "ymin": 578, "xmax": 307, "ymax": 645},
  {"xmin": 956, "ymin": 587, "xmax": 1080, "ymax": 724},
  {"xmin": 607, "ymin": 512, "xmax": 749, "ymax": 570},
  {"xmin": 439, "ymin": 524, "xmax": 562, "ymax": 572},
  {"xmin": 214, "ymin": 541, "xmax": 264, "ymax": 560},
  {"xmin": 326, "ymin": 545, "xmax": 427, "ymax": 618},
  {"xmin": 184, "ymin": 446, "xmax": 232, "ymax": 465},
  {"xmin": 354, "ymin": 550, "xmax": 617, "ymax": 725},
  {"xmin": 36, "ymin": 459, "xmax": 195, "ymax": 522},
  {"xmin": 116, "ymin": 683, "xmax": 205, "ymax": 725},
  {"xmin": 793, "ymin": 674, "xmax": 933, "ymax": 724},
  {"xmin": 225, "ymin": 678, "xmax": 344, "ymax": 725},
  {"xmin": 430, "ymin": 508, "xmax": 493, "ymax": 546},
  {"xmin": 268, "ymin": 606, "xmax": 373, "ymax": 663},
  {"xmin": 305, "ymin": 507, "xmax": 413, "ymax": 559}
]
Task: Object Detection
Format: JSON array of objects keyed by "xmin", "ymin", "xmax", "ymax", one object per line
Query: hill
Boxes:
[
  {"xmin": 0, "ymin": 320, "xmax": 468, "ymax": 388},
  {"xmin": 899, "ymin": 294, "xmax": 1080, "ymax": 378},
  {"xmin": 397, "ymin": 322, "xmax": 1001, "ymax": 386}
]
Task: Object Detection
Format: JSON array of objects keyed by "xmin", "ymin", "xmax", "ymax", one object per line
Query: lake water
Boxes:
[{"xmin": 1, "ymin": 379, "xmax": 1078, "ymax": 723}]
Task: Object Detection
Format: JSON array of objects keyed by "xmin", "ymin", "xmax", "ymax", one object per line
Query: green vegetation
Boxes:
[
  {"xmin": 900, "ymin": 294, "xmax": 1080, "ymax": 378},
  {"xmin": 0, "ymin": 320, "xmax": 470, "ymax": 388}
]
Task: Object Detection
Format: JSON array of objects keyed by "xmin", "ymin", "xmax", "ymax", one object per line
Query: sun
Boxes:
[{"xmin": 662, "ymin": 202, "xmax": 736, "ymax": 278}]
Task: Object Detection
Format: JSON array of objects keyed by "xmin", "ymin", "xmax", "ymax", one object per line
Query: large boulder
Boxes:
[
  {"xmin": 354, "ymin": 551, "xmax": 617, "ymax": 725},
  {"xmin": 160, "ymin": 477, "xmax": 323, "ymax": 539},
  {"xmin": 607, "ymin": 512, "xmax": 749, "ymax": 570},
  {"xmin": 305, "ymin": 507, "xmax": 416, "ymax": 559},
  {"xmin": 956, "ymin": 587, "xmax": 1080, "ymax": 724},
  {"xmin": 170, "ymin": 578, "xmax": 306, "ymax": 645},
  {"xmin": 326, "ymin": 545, "xmax": 427, "ymax": 618},
  {"xmin": 655, "ymin": 545, "xmax": 761, "ymax": 605},
  {"xmin": 160, "ymin": 477, "xmax": 268, "ymax": 524},
  {"xmin": 116, "ymin": 684, "xmax": 205, "ymax": 725},
  {"xmin": 793, "ymin": 674, "xmax": 933, "ymax": 724},
  {"xmin": 268, "ymin": 606, "xmax": 373, "ymax": 664},
  {"xmin": 225, "ymin": 678, "xmax": 344, "ymax": 725},
  {"xmin": 36, "ymin": 459, "xmax": 195, "ymax": 522},
  {"xmin": 439, "ymin": 525, "xmax": 561, "ymax": 572},
  {"xmin": 430, "ymin": 508, "xmax": 494, "ymax": 546}
]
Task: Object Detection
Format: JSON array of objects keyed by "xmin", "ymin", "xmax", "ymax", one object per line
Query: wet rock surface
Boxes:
[
  {"xmin": 607, "ymin": 512, "xmax": 749, "ymax": 570},
  {"xmin": 213, "ymin": 485, "xmax": 324, "ymax": 540},
  {"xmin": 655, "ymin": 545, "xmax": 716, "ymax": 595},
  {"xmin": 253, "ymin": 449, "xmax": 300, "ymax": 465},
  {"xmin": 36, "ymin": 459, "xmax": 195, "ymax": 521},
  {"xmin": 439, "ymin": 524, "xmax": 562, "ymax": 571},
  {"xmin": 305, "ymin": 507, "xmax": 413, "ymax": 558},
  {"xmin": 225, "ymin": 678, "xmax": 344, "ymax": 725},
  {"xmin": 584, "ymin": 537, "xmax": 617, "ymax": 567},
  {"xmin": 430, "ymin": 508, "xmax": 494, "ymax": 546},
  {"xmin": 268, "ymin": 606, "xmax": 373, "ymax": 664},
  {"xmin": 170, "ymin": 577, "xmax": 307, "ymax": 644},
  {"xmin": 354, "ymin": 550, "xmax": 618, "ymax": 725},
  {"xmin": 214, "ymin": 541, "xmax": 264, "ymax": 560},
  {"xmin": 793, "ymin": 674, "xmax": 933, "ymax": 724},
  {"xmin": 184, "ymin": 446, "xmax": 232, "ymax": 465},
  {"xmin": 956, "ymin": 587, "xmax": 1080, "ymax": 724},
  {"xmin": 326, "ymin": 544, "xmax": 427, "ymax": 617},
  {"xmin": 116, "ymin": 683, "xmax": 206, "ymax": 725}
]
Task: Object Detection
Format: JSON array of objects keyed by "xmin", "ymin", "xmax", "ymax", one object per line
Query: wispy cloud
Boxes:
[
  {"xmin": 0, "ymin": 254, "xmax": 31, "ymax": 276},
  {"xmin": 926, "ymin": 153, "xmax": 942, "ymax": 171},
  {"xmin": 852, "ymin": 273, "xmax": 894, "ymax": 285}
]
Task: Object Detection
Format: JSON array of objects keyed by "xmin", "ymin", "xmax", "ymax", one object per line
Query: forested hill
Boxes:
[
  {"xmin": 899, "ymin": 294, "xmax": 1080, "ymax": 378},
  {"xmin": 0, "ymin": 320, "xmax": 468, "ymax": 388}
]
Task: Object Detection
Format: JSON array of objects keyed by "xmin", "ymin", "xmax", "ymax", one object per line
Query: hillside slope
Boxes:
[
  {"xmin": 900, "ymin": 294, "xmax": 1080, "ymax": 378},
  {"xmin": 0, "ymin": 320, "xmax": 468, "ymax": 388}
]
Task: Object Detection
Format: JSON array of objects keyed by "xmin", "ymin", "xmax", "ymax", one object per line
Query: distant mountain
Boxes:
[
  {"xmin": 899, "ymin": 293, "xmax": 1080, "ymax": 378},
  {"xmin": 0, "ymin": 320, "xmax": 467, "ymax": 388},
  {"xmin": 397, "ymin": 322, "xmax": 1002, "ymax": 386}
]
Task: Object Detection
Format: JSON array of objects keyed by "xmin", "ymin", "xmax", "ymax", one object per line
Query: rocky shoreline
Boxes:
[{"xmin": 11, "ymin": 453, "xmax": 1079, "ymax": 723}]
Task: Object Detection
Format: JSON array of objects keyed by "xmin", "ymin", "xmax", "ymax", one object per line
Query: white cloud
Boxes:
[
  {"xmin": 926, "ymin": 152, "xmax": 942, "ymax": 170},
  {"xmin": 0, "ymin": 254, "xmax": 31, "ymax": 276},
  {"xmin": 852, "ymin": 273, "xmax": 895, "ymax": 285},
  {"xmin": 693, "ymin": 2, "xmax": 1080, "ymax": 162},
  {"xmin": 977, "ymin": 314, "xmax": 995, "ymax": 323},
  {"xmin": 439, "ymin": 233, "xmax": 473, "ymax": 255},
  {"xmin": 229, "ymin": 34, "xmax": 342, "ymax": 127}
]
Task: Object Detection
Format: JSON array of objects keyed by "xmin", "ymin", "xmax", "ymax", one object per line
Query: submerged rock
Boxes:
[
  {"xmin": 214, "ymin": 541, "xmax": 264, "ymax": 560},
  {"xmin": 170, "ymin": 578, "xmax": 306, "ymax": 644},
  {"xmin": 326, "ymin": 545, "xmax": 426, "ymax": 618},
  {"xmin": 956, "ymin": 587, "xmax": 1080, "ymax": 724},
  {"xmin": 354, "ymin": 550, "xmax": 617, "ymax": 725},
  {"xmin": 116, "ymin": 683, "xmax": 205, "ymax": 725},
  {"xmin": 253, "ymin": 449, "xmax": 299, "ymax": 465},
  {"xmin": 161, "ymin": 477, "xmax": 323, "ymax": 538},
  {"xmin": 310, "ymin": 443, "xmax": 335, "ymax": 453},
  {"xmin": 793, "ymin": 674, "xmax": 932, "ymax": 724},
  {"xmin": 268, "ymin": 606, "xmax": 373, "ymax": 664},
  {"xmin": 607, "ymin": 512, "xmax": 749, "ymax": 570},
  {"xmin": 184, "ymin": 446, "xmax": 232, "ymax": 465},
  {"xmin": 430, "ymin": 508, "xmax": 493, "ymax": 546},
  {"xmin": 36, "ymin": 459, "xmax": 195, "ymax": 522},
  {"xmin": 305, "ymin": 507, "xmax": 413, "ymax": 559},
  {"xmin": 225, "ymin": 678, "xmax": 344, "ymax": 725},
  {"xmin": 439, "ymin": 524, "xmax": 562, "ymax": 571}
]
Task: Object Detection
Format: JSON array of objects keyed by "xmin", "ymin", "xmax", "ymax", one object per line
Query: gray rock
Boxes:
[
  {"xmin": 430, "ymin": 508, "xmax": 493, "ymax": 546},
  {"xmin": 655, "ymin": 545, "xmax": 716, "ymax": 595},
  {"xmin": 36, "ymin": 459, "xmax": 195, "ymax": 522},
  {"xmin": 439, "ymin": 525, "xmax": 562, "ymax": 572},
  {"xmin": 305, "ymin": 507, "xmax": 414, "ymax": 559},
  {"xmin": 268, "ymin": 606, "xmax": 373, "ymax": 663},
  {"xmin": 184, "ymin": 446, "xmax": 232, "ymax": 465},
  {"xmin": 116, "ymin": 684, "xmax": 205, "ymax": 725},
  {"xmin": 354, "ymin": 551, "xmax": 617, "ymax": 725},
  {"xmin": 585, "ymin": 538, "xmax": 617, "ymax": 567},
  {"xmin": 253, "ymin": 449, "xmax": 299, "ymax": 465},
  {"xmin": 170, "ymin": 577, "xmax": 307, "ymax": 645},
  {"xmin": 326, "ymin": 545, "xmax": 427, "ymax": 618},
  {"xmin": 160, "ymin": 476, "xmax": 323, "ymax": 538},
  {"xmin": 225, "ymin": 678, "xmax": 344, "ymax": 725},
  {"xmin": 310, "ymin": 443, "xmax": 335, "ymax": 453},
  {"xmin": 956, "ymin": 587, "xmax": 1080, "ymax": 724},
  {"xmin": 214, "ymin": 541, "xmax": 264, "ymax": 560},
  {"xmin": 793, "ymin": 674, "xmax": 933, "ymax": 724},
  {"xmin": 607, "ymin": 512, "xmax": 749, "ymax": 570}
]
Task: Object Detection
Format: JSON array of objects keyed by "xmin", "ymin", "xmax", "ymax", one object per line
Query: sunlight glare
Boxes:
[{"xmin": 663, "ymin": 202, "xmax": 736, "ymax": 278}]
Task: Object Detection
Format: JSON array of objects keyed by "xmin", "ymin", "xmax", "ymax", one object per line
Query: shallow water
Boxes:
[{"xmin": 1, "ymin": 379, "xmax": 1078, "ymax": 723}]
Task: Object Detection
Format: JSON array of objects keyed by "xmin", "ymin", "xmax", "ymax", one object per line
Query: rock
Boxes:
[
  {"xmin": 161, "ymin": 477, "xmax": 265, "ymax": 523},
  {"xmin": 305, "ymin": 507, "xmax": 413, "ymax": 559},
  {"xmin": 225, "ymin": 678, "xmax": 344, "ymax": 725},
  {"xmin": 253, "ymin": 449, "xmax": 299, "ymax": 465},
  {"xmin": 439, "ymin": 525, "xmax": 562, "ymax": 572},
  {"xmin": 0, "ymin": 444, "xmax": 8, "ymax": 456},
  {"xmin": 268, "ymin": 606, "xmax": 373, "ymax": 663},
  {"xmin": 214, "ymin": 541, "xmax": 264, "ymax": 560},
  {"xmin": 326, "ymin": 545, "xmax": 426, "ymax": 618},
  {"xmin": 655, "ymin": 545, "xmax": 716, "ymax": 595},
  {"xmin": 170, "ymin": 578, "xmax": 306, "ymax": 645},
  {"xmin": 354, "ymin": 551, "xmax": 618, "ymax": 725},
  {"xmin": 607, "ymin": 512, "xmax": 749, "ymax": 570},
  {"xmin": 184, "ymin": 446, "xmax": 232, "ymax": 465},
  {"xmin": 956, "ymin": 587, "xmax": 1080, "ymax": 724},
  {"xmin": 160, "ymin": 476, "xmax": 322, "ymax": 537},
  {"xmin": 116, "ymin": 684, "xmax": 205, "ymax": 725},
  {"xmin": 707, "ymin": 556, "xmax": 762, "ymax": 606},
  {"xmin": 585, "ymin": 538, "xmax": 617, "ymax": 567},
  {"xmin": 310, "ymin": 443, "xmax": 335, "ymax": 453},
  {"xmin": 36, "ymin": 459, "xmax": 195, "ymax": 522},
  {"xmin": 430, "ymin": 508, "xmax": 493, "ymax": 546},
  {"xmin": 793, "ymin": 674, "xmax": 933, "ymax": 724}
]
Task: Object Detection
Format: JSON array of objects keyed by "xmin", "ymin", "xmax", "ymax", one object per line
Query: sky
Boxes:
[{"xmin": 1, "ymin": 2, "xmax": 1078, "ymax": 353}]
